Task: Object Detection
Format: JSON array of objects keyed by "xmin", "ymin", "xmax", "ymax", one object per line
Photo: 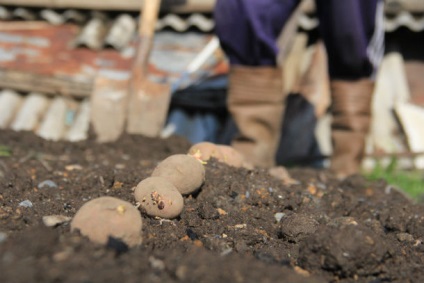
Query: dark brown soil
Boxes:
[{"xmin": 1, "ymin": 129, "xmax": 424, "ymax": 283}]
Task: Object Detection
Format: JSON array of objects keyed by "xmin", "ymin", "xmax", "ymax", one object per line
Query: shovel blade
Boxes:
[
  {"xmin": 126, "ymin": 78, "xmax": 171, "ymax": 137},
  {"xmin": 91, "ymin": 74, "xmax": 129, "ymax": 142}
]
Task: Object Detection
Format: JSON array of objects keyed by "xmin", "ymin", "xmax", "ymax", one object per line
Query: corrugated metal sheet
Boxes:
[
  {"xmin": 0, "ymin": 0, "xmax": 214, "ymax": 13},
  {"xmin": 0, "ymin": 7, "xmax": 216, "ymax": 51},
  {"xmin": 0, "ymin": 4, "xmax": 420, "ymax": 98},
  {"xmin": 0, "ymin": 27, "xmax": 226, "ymax": 141},
  {"xmin": 384, "ymin": 11, "xmax": 424, "ymax": 32},
  {"xmin": 0, "ymin": 6, "xmax": 215, "ymax": 33},
  {"xmin": 0, "ymin": 20, "xmax": 226, "ymax": 96},
  {"xmin": 0, "ymin": 5, "xmax": 423, "ymax": 51},
  {"xmin": 0, "ymin": 89, "xmax": 90, "ymax": 142},
  {"xmin": 1, "ymin": 0, "xmax": 423, "ymax": 13},
  {"xmin": 298, "ymin": 11, "xmax": 424, "ymax": 32}
]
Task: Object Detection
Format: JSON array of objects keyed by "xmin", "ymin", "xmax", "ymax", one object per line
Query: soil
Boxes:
[{"xmin": 1, "ymin": 129, "xmax": 424, "ymax": 283}]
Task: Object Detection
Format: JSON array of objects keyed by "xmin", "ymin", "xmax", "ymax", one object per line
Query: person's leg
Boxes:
[
  {"xmin": 316, "ymin": 0, "xmax": 384, "ymax": 177},
  {"xmin": 214, "ymin": 0, "xmax": 299, "ymax": 66},
  {"xmin": 214, "ymin": 0, "xmax": 300, "ymax": 167}
]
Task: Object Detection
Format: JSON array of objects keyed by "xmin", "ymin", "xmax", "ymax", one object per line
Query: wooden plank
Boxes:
[
  {"xmin": 395, "ymin": 102, "xmax": 424, "ymax": 169},
  {"xmin": 66, "ymin": 98, "xmax": 90, "ymax": 142},
  {"xmin": 0, "ymin": 89, "xmax": 22, "ymax": 129},
  {"xmin": 90, "ymin": 71, "xmax": 129, "ymax": 142},
  {"xmin": 0, "ymin": 0, "xmax": 216, "ymax": 12},
  {"xmin": 315, "ymin": 113, "xmax": 332, "ymax": 157},
  {"xmin": 37, "ymin": 96, "xmax": 67, "ymax": 141},
  {"xmin": 282, "ymin": 32, "xmax": 308, "ymax": 95},
  {"xmin": 10, "ymin": 93, "xmax": 50, "ymax": 132},
  {"xmin": 369, "ymin": 52, "xmax": 410, "ymax": 154},
  {"xmin": 276, "ymin": 0, "xmax": 305, "ymax": 63},
  {"xmin": 297, "ymin": 41, "xmax": 330, "ymax": 118},
  {"xmin": 405, "ymin": 61, "xmax": 424, "ymax": 107},
  {"xmin": 0, "ymin": 70, "xmax": 92, "ymax": 98}
]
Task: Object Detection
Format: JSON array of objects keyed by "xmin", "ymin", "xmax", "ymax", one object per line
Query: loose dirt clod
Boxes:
[
  {"xmin": 298, "ymin": 223, "xmax": 389, "ymax": 278},
  {"xmin": 134, "ymin": 176, "xmax": 184, "ymax": 219},
  {"xmin": 151, "ymin": 154, "xmax": 205, "ymax": 195},
  {"xmin": 280, "ymin": 213, "xmax": 319, "ymax": 243},
  {"xmin": 70, "ymin": 196, "xmax": 143, "ymax": 247}
]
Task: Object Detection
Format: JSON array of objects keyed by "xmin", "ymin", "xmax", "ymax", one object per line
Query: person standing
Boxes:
[{"xmin": 214, "ymin": 0, "xmax": 384, "ymax": 178}]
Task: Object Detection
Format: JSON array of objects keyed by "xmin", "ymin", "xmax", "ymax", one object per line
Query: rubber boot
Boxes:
[
  {"xmin": 228, "ymin": 66, "xmax": 285, "ymax": 168},
  {"xmin": 330, "ymin": 79, "xmax": 374, "ymax": 178}
]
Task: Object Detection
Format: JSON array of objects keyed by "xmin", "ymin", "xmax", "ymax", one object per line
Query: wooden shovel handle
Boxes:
[
  {"xmin": 139, "ymin": 0, "xmax": 162, "ymax": 38},
  {"xmin": 133, "ymin": 0, "xmax": 162, "ymax": 73}
]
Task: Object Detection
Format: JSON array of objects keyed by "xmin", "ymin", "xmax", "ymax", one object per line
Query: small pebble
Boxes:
[
  {"xmin": 220, "ymin": 248, "xmax": 233, "ymax": 256},
  {"xmin": 274, "ymin": 212, "xmax": 285, "ymax": 223},
  {"xmin": 65, "ymin": 164, "xmax": 83, "ymax": 171},
  {"xmin": 53, "ymin": 248, "xmax": 73, "ymax": 262},
  {"xmin": 328, "ymin": 217, "xmax": 358, "ymax": 228},
  {"xmin": 397, "ymin": 232, "xmax": 414, "ymax": 242},
  {"xmin": 38, "ymin": 180, "xmax": 58, "ymax": 189},
  {"xmin": 149, "ymin": 256, "xmax": 165, "ymax": 270},
  {"xmin": 43, "ymin": 215, "xmax": 72, "ymax": 227},
  {"xmin": 19, "ymin": 200, "xmax": 33, "ymax": 208},
  {"xmin": 234, "ymin": 224, "xmax": 247, "ymax": 229},
  {"xmin": 0, "ymin": 232, "xmax": 7, "ymax": 244}
]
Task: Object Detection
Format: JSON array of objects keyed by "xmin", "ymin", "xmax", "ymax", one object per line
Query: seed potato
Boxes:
[
  {"xmin": 216, "ymin": 145, "xmax": 245, "ymax": 168},
  {"xmin": 71, "ymin": 196, "xmax": 142, "ymax": 247},
  {"xmin": 187, "ymin": 142, "xmax": 224, "ymax": 162},
  {"xmin": 134, "ymin": 176, "xmax": 184, "ymax": 219},
  {"xmin": 151, "ymin": 154, "xmax": 205, "ymax": 195}
]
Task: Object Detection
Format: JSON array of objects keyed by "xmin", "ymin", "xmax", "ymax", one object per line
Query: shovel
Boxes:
[{"xmin": 126, "ymin": 0, "xmax": 171, "ymax": 137}]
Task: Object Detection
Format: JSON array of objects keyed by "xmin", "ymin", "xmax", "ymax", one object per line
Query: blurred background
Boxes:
[{"xmin": 0, "ymin": 0, "xmax": 423, "ymax": 196}]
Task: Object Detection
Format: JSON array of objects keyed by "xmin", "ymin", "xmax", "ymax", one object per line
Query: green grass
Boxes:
[
  {"xmin": 0, "ymin": 145, "xmax": 11, "ymax": 157},
  {"xmin": 364, "ymin": 158, "xmax": 424, "ymax": 200}
]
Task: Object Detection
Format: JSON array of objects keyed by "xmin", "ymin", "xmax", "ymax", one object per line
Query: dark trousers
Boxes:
[{"xmin": 214, "ymin": 0, "xmax": 384, "ymax": 80}]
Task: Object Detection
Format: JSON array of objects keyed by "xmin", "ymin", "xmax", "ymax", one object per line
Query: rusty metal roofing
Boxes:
[
  {"xmin": 0, "ymin": 0, "xmax": 423, "ymax": 13},
  {"xmin": 0, "ymin": 5, "xmax": 422, "ymax": 54},
  {"xmin": 0, "ymin": 18, "xmax": 227, "ymax": 141},
  {"xmin": 0, "ymin": 19, "xmax": 226, "ymax": 96},
  {"xmin": 0, "ymin": 7, "xmax": 216, "ymax": 53},
  {"xmin": 0, "ymin": 0, "xmax": 214, "ymax": 13}
]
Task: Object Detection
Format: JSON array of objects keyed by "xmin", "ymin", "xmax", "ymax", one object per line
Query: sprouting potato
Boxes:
[
  {"xmin": 70, "ymin": 196, "xmax": 142, "ymax": 247},
  {"xmin": 187, "ymin": 142, "xmax": 224, "ymax": 162},
  {"xmin": 134, "ymin": 176, "xmax": 184, "ymax": 219},
  {"xmin": 216, "ymin": 145, "xmax": 245, "ymax": 168},
  {"xmin": 151, "ymin": 154, "xmax": 205, "ymax": 195}
]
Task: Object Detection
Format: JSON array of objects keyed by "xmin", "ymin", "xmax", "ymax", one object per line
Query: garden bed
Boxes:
[{"xmin": 1, "ymin": 129, "xmax": 424, "ymax": 283}]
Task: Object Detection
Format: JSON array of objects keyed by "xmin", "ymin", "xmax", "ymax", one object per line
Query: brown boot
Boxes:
[
  {"xmin": 330, "ymin": 79, "xmax": 374, "ymax": 178},
  {"xmin": 228, "ymin": 66, "xmax": 285, "ymax": 168}
]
